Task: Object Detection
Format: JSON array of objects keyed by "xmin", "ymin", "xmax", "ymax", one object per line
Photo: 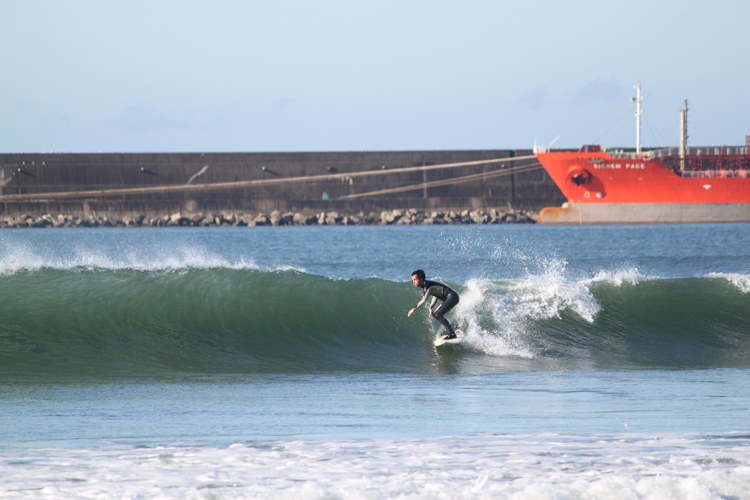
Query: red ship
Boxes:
[{"xmin": 535, "ymin": 84, "xmax": 750, "ymax": 223}]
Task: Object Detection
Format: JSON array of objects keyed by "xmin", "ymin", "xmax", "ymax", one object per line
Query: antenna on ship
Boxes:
[
  {"xmin": 631, "ymin": 82, "xmax": 643, "ymax": 155},
  {"xmin": 679, "ymin": 100, "xmax": 689, "ymax": 171}
]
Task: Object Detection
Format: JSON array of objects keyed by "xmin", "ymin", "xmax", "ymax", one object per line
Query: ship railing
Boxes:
[
  {"xmin": 605, "ymin": 149, "xmax": 671, "ymax": 160},
  {"xmin": 609, "ymin": 146, "xmax": 749, "ymax": 160},
  {"xmin": 679, "ymin": 169, "xmax": 750, "ymax": 178},
  {"xmin": 535, "ymin": 145, "xmax": 749, "ymax": 158}
]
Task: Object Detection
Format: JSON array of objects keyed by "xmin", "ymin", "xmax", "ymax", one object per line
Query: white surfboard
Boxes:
[{"xmin": 433, "ymin": 329, "xmax": 465, "ymax": 347}]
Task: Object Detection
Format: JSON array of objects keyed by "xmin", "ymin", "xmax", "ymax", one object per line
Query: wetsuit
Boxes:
[{"xmin": 414, "ymin": 280, "xmax": 459, "ymax": 336}]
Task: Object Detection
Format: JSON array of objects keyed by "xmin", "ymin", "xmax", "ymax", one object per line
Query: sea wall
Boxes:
[{"xmin": 0, "ymin": 150, "xmax": 566, "ymax": 217}]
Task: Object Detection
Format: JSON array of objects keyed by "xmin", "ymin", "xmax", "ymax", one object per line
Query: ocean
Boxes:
[{"xmin": 2, "ymin": 223, "xmax": 750, "ymax": 499}]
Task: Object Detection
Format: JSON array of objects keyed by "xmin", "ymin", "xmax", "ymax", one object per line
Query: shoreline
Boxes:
[{"xmin": 1, "ymin": 208, "xmax": 536, "ymax": 228}]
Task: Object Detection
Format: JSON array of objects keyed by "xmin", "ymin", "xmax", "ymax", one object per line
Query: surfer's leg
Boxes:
[{"xmin": 433, "ymin": 293, "xmax": 459, "ymax": 338}]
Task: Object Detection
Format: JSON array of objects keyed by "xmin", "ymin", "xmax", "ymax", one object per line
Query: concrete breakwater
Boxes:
[
  {"xmin": 0, "ymin": 149, "xmax": 565, "ymax": 218},
  {"xmin": 2, "ymin": 207, "xmax": 536, "ymax": 228}
]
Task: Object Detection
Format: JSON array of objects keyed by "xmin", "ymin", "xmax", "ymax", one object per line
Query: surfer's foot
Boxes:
[{"xmin": 443, "ymin": 333, "xmax": 457, "ymax": 340}]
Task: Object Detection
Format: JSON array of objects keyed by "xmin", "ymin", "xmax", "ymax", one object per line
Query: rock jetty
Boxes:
[{"xmin": 1, "ymin": 208, "xmax": 536, "ymax": 228}]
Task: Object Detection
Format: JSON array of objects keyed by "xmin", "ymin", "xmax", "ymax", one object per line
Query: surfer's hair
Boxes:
[{"xmin": 412, "ymin": 269, "xmax": 425, "ymax": 280}]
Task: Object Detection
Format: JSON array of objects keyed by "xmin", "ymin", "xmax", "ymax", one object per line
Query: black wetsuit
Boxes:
[{"xmin": 414, "ymin": 280, "xmax": 459, "ymax": 336}]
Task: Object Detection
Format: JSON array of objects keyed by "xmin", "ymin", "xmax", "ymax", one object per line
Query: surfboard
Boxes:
[{"xmin": 433, "ymin": 329, "xmax": 465, "ymax": 347}]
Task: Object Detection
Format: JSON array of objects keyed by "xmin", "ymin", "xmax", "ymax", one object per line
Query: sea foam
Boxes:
[{"xmin": 3, "ymin": 435, "xmax": 749, "ymax": 499}]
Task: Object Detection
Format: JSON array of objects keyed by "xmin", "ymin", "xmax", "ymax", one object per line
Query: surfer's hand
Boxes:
[
  {"xmin": 429, "ymin": 307, "xmax": 434, "ymax": 317},
  {"xmin": 408, "ymin": 308, "xmax": 415, "ymax": 317}
]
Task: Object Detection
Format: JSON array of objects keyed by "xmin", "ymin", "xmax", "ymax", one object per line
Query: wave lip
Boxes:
[
  {"xmin": 707, "ymin": 272, "xmax": 750, "ymax": 293},
  {"xmin": 0, "ymin": 238, "xmax": 306, "ymax": 274}
]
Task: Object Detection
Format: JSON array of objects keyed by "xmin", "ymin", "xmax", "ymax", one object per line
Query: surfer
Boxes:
[{"xmin": 408, "ymin": 269, "xmax": 460, "ymax": 339}]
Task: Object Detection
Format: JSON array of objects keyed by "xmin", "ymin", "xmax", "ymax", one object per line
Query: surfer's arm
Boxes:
[
  {"xmin": 410, "ymin": 288, "xmax": 438, "ymax": 314},
  {"xmin": 409, "ymin": 288, "xmax": 431, "ymax": 316},
  {"xmin": 427, "ymin": 296, "xmax": 438, "ymax": 316},
  {"xmin": 416, "ymin": 286, "xmax": 441, "ymax": 308}
]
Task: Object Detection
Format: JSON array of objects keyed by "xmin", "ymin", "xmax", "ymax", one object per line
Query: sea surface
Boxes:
[{"xmin": 2, "ymin": 224, "xmax": 750, "ymax": 499}]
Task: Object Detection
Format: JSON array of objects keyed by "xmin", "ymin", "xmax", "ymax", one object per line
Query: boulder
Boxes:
[
  {"xmin": 293, "ymin": 213, "xmax": 307, "ymax": 225},
  {"xmin": 279, "ymin": 212, "xmax": 295, "ymax": 226},
  {"xmin": 382, "ymin": 210, "xmax": 401, "ymax": 224}
]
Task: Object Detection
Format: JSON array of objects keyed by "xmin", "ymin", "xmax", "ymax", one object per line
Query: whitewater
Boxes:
[{"xmin": 2, "ymin": 224, "xmax": 750, "ymax": 499}]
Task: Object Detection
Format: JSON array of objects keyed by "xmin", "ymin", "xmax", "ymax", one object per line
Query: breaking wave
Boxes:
[{"xmin": 2, "ymin": 260, "xmax": 750, "ymax": 378}]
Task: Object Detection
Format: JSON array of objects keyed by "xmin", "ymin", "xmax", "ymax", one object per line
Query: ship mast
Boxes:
[
  {"xmin": 679, "ymin": 100, "xmax": 689, "ymax": 171},
  {"xmin": 632, "ymin": 82, "xmax": 643, "ymax": 155}
]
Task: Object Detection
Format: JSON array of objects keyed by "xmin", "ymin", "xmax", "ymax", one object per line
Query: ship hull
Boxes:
[
  {"xmin": 536, "ymin": 150, "xmax": 750, "ymax": 224},
  {"xmin": 539, "ymin": 202, "xmax": 750, "ymax": 224}
]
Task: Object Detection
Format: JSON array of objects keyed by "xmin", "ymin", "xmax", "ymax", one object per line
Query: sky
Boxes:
[{"xmin": 1, "ymin": 0, "xmax": 748, "ymax": 153}]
